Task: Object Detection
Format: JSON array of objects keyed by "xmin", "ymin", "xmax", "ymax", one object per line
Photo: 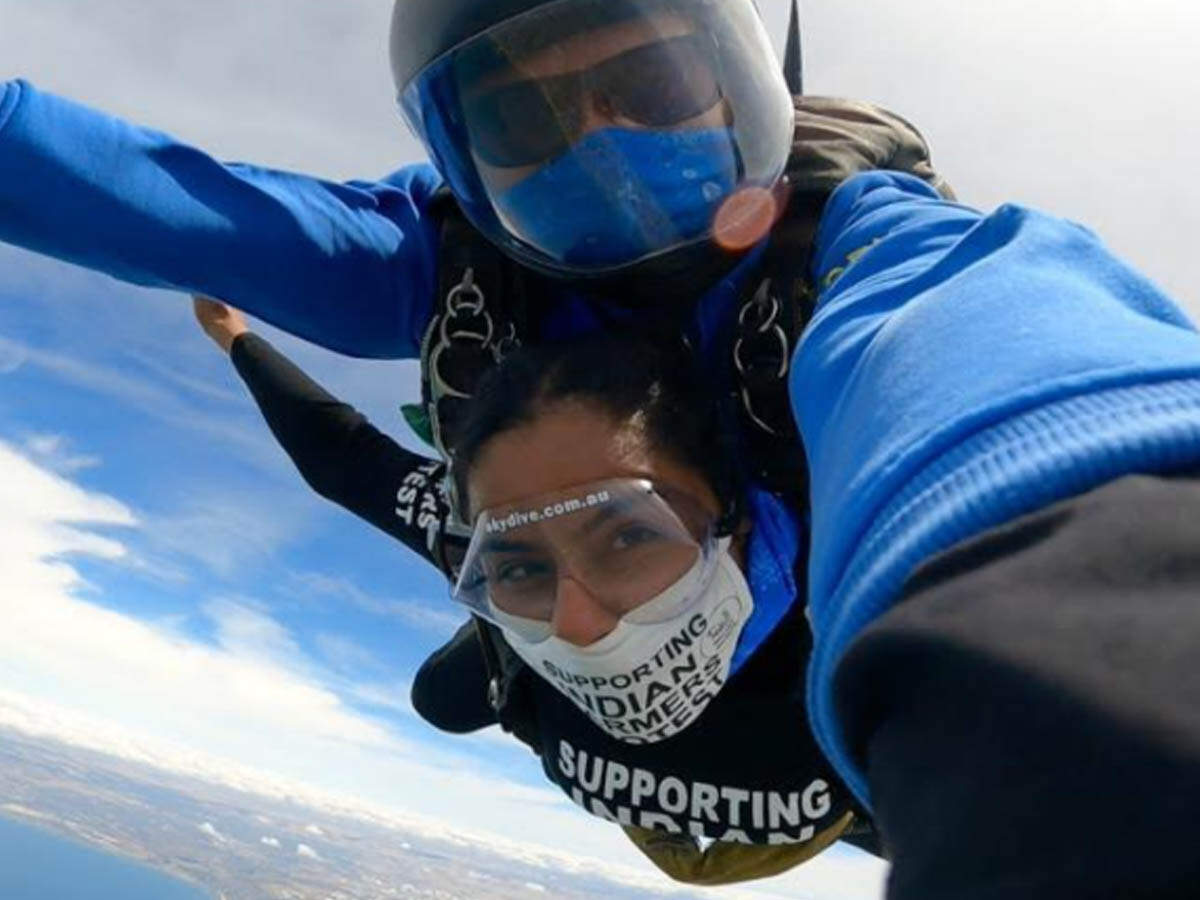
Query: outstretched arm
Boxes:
[
  {"xmin": 193, "ymin": 298, "xmax": 450, "ymax": 567},
  {"xmin": 794, "ymin": 171, "xmax": 1200, "ymax": 806},
  {"xmin": 0, "ymin": 80, "xmax": 442, "ymax": 359}
]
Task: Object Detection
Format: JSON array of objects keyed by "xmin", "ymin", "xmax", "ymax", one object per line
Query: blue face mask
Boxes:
[{"xmin": 493, "ymin": 127, "xmax": 740, "ymax": 269}]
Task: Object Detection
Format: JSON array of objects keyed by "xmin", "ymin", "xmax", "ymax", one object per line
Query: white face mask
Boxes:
[{"xmin": 494, "ymin": 538, "xmax": 754, "ymax": 744}]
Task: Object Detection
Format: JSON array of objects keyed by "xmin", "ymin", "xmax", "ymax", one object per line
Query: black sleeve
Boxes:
[
  {"xmin": 411, "ymin": 620, "xmax": 497, "ymax": 733},
  {"xmin": 230, "ymin": 332, "xmax": 449, "ymax": 569},
  {"xmin": 833, "ymin": 472, "xmax": 1200, "ymax": 900}
]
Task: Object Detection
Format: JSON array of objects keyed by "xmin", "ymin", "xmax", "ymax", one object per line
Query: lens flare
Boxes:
[{"xmin": 713, "ymin": 186, "xmax": 779, "ymax": 252}]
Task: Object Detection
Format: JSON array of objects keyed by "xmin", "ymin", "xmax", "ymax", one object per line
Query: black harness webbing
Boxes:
[{"xmin": 421, "ymin": 199, "xmax": 514, "ymax": 469}]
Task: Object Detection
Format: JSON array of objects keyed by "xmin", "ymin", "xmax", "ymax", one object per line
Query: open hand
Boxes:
[{"xmin": 193, "ymin": 295, "xmax": 249, "ymax": 354}]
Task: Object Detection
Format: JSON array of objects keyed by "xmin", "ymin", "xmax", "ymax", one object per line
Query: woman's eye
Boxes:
[
  {"xmin": 494, "ymin": 558, "xmax": 551, "ymax": 585},
  {"xmin": 611, "ymin": 524, "xmax": 662, "ymax": 551}
]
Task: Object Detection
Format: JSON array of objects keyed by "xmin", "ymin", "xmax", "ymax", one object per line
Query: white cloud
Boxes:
[
  {"xmin": 198, "ymin": 822, "xmax": 226, "ymax": 844},
  {"xmin": 0, "ymin": 0, "xmax": 415, "ymax": 180},
  {"xmin": 0, "ymin": 329, "xmax": 287, "ymax": 477},
  {"xmin": 18, "ymin": 433, "xmax": 99, "ymax": 474},
  {"xmin": 142, "ymin": 490, "xmax": 311, "ymax": 579},
  {"xmin": 0, "ymin": 438, "xmax": 415, "ymax": 761},
  {"xmin": 204, "ymin": 598, "xmax": 308, "ymax": 670},
  {"xmin": 342, "ymin": 680, "xmax": 416, "ymax": 717},
  {"xmin": 314, "ymin": 633, "xmax": 387, "ymax": 675},
  {"xmin": 0, "ymin": 335, "xmax": 171, "ymax": 410},
  {"xmin": 289, "ymin": 571, "xmax": 465, "ymax": 634},
  {"xmin": 260, "ymin": 835, "xmax": 281, "ymax": 848},
  {"xmin": 296, "ymin": 843, "xmax": 321, "ymax": 860},
  {"xmin": 0, "ymin": 440, "xmax": 134, "ymax": 586}
]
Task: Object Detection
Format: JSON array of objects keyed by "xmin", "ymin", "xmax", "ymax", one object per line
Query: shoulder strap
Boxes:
[
  {"xmin": 730, "ymin": 217, "xmax": 816, "ymax": 506},
  {"xmin": 413, "ymin": 192, "xmax": 525, "ymax": 576},
  {"xmin": 731, "ymin": 93, "xmax": 879, "ymax": 506},
  {"xmin": 420, "ymin": 190, "xmax": 516, "ymax": 469}
]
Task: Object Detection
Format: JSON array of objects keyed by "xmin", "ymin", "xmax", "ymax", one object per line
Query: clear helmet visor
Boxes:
[
  {"xmin": 400, "ymin": 0, "xmax": 794, "ymax": 276},
  {"xmin": 452, "ymin": 479, "xmax": 720, "ymax": 642}
]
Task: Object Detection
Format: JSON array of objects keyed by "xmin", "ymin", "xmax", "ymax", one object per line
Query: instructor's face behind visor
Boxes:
[
  {"xmin": 396, "ymin": 0, "xmax": 793, "ymax": 276},
  {"xmin": 462, "ymin": 29, "xmax": 728, "ymax": 172},
  {"xmin": 453, "ymin": 478, "xmax": 719, "ymax": 644}
]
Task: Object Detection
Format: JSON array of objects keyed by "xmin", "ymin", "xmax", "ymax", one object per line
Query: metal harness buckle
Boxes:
[
  {"xmin": 733, "ymin": 278, "xmax": 791, "ymax": 436},
  {"xmin": 424, "ymin": 267, "xmax": 519, "ymax": 527}
]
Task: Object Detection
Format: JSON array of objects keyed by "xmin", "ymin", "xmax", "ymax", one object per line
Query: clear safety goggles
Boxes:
[
  {"xmin": 451, "ymin": 478, "xmax": 721, "ymax": 641},
  {"xmin": 399, "ymin": 0, "xmax": 793, "ymax": 275}
]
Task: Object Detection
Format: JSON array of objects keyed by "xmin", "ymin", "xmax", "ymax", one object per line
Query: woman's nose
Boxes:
[{"xmin": 551, "ymin": 576, "xmax": 619, "ymax": 647}]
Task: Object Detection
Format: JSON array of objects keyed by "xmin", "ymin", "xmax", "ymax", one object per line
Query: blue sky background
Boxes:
[{"xmin": 2, "ymin": 1, "xmax": 1199, "ymax": 897}]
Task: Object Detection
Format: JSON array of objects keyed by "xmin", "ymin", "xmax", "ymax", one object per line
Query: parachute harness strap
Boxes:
[
  {"xmin": 418, "ymin": 196, "xmax": 522, "ymax": 577},
  {"xmin": 731, "ymin": 222, "xmax": 816, "ymax": 504},
  {"xmin": 421, "ymin": 198, "xmax": 518, "ymax": 442},
  {"xmin": 734, "ymin": 278, "xmax": 790, "ymax": 436},
  {"xmin": 426, "ymin": 266, "xmax": 516, "ymax": 456},
  {"xmin": 423, "ymin": 264, "xmax": 516, "ymax": 563},
  {"xmin": 417, "ymin": 199, "xmax": 552, "ymax": 754}
]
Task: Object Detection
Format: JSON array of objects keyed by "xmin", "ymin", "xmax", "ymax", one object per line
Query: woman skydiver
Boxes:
[{"xmin": 194, "ymin": 296, "xmax": 869, "ymax": 886}]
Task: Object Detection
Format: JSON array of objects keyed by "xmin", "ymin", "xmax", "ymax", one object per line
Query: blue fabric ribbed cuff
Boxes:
[{"xmin": 808, "ymin": 376, "xmax": 1200, "ymax": 807}]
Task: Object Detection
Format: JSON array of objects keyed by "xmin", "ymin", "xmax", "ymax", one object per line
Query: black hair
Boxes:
[{"xmin": 450, "ymin": 335, "xmax": 739, "ymax": 521}]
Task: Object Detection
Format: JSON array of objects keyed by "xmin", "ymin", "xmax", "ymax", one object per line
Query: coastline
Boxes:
[{"xmin": 0, "ymin": 808, "xmax": 215, "ymax": 900}]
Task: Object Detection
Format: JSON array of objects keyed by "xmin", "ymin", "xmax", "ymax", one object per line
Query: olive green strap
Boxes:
[{"xmin": 621, "ymin": 810, "xmax": 855, "ymax": 886}]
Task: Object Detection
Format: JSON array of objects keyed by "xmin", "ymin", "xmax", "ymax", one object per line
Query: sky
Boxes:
[{"xmin": 1, "ymin": 1, "xmax": 1199, "ymax": 897}]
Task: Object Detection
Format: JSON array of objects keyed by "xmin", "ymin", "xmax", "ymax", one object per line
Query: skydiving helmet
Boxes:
[{"xmin": 391, "ymin": 0, "xmax": 795, "ymax": 278}]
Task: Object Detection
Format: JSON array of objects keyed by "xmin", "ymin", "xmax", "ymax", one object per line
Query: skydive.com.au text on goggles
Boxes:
[{"xmin": 484, "ymin": 490, "xmax": 612, "ymax": 535}]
